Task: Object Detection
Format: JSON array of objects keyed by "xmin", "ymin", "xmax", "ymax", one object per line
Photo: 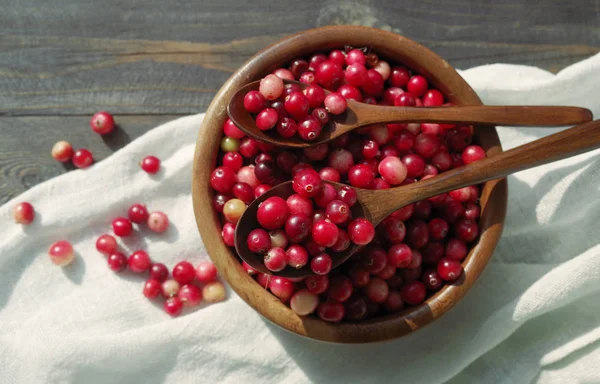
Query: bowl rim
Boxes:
[{"xmin": 192, "ymin": 25, "xmax": 508, "ymax": 343}]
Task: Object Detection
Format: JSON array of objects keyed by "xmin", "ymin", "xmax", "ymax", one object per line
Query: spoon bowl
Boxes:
[{"xmin": 228, "ymin": 80, "xmax": 592, "ymax": 149}]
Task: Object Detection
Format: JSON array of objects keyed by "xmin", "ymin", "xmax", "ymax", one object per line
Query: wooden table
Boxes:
[{"xmin": 1, "ymin": 0, "xmax": 598, "ymax": 203}]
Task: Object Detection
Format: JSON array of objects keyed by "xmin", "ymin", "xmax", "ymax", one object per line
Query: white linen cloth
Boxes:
[{"xmin": 1, "ymin": 53, "xmax": 600, "ymax": 384}]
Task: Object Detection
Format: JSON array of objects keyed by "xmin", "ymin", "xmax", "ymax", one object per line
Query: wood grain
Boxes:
[{"xmin": 192, "ymin": 25, "xmax": 508, "ymax": 343}]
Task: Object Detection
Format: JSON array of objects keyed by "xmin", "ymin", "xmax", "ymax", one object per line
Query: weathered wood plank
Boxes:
[
  {"xmin": 0, "ymin": 115, "xmax": 181, "ymax": 204},
  {"xmin": 0, "ymin": 0, "xmax": 598, "ymax": 115}
]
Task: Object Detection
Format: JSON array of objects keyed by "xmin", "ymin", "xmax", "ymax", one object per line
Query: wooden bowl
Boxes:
[{"xmin": 192, "ymin": 25, "xmax": 507, "ymax": 343}]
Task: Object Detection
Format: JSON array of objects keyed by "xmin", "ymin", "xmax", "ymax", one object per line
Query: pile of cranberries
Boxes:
[
  {"xmin": 13, "ymin": 111, "xmax": 226, "ymax": 318},
  {"xmin": 212, "ymin": 47, "xmax": 487, "ymax": 322},
  {"xmin": 247, "ymin": 171, "xmax": 375, "ymax": 274},
  {"xmin": 244, "ymin": 73, "xmax": 347, "ymax": 141}
]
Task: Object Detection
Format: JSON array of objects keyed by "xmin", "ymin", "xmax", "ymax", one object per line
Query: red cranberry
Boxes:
[
  {"xmin": 391, "ymin": 203, "xmax": 414, "ymax": 221},
  {"xmin": 314, "ymin": 183, "xmax": 337, "ymax": 208},
  {"xmin": 360, "ymin": 245, "xmax": 388, "ymax": 274},
  {"xmin": 221, "ymin": 222, "xmax": 236, "ymax": 246},
  {"xmin": 337, "ymin": 84, "xmax": 363, "ymax": 102},
  {"xmin": 464, "ymin": 202, "xmax": 481, "ymax": 220},
  {"xmin": 445, "ymin": 238, "xmax": 467, "ymax": 261},
  {"xmin": 378, "ymin": 156, "xmax": 408, "ymax": 185},
  {"xmin": 51, "ymin": 141, "xmax": 74, "ymax": 162},
  {"xmin": 365, "ymin": 277, "xmax": 389, "ymax": 303},
  {"xmin": 95, "ymin": 234, "xmax": 117, "ymax": 255},
  {"xmin": 48, "ymin": 240, "xmax": 75, "ymax": 266},
  {"xmin": 223, "ymin": 118, "xmax": 246, "ymax": 139},
  {"xmin": 299, "ymin": 71, "xmax": 316, "ymax": 84},
  {"xmin": 257, "ymin": 196, "xmax": 289, "ymax": 230},
  {"xmin": 455, "ymin": 218, "xmax": 479, "ymax": 242},
  {"xmin": 319, "ymin": 167, "xmax": 341, "ymax": 182},
  {"xmin": 127, "ymin": 203, "xmax": 149, "ymax": 224},
  {"xmin": 317, "ymin": 301, "xmax": 345, "ymax": 322},
  {"xmin": 449, "ymin": 187, "xmax": 472, "ymax": 203},
  {"xmin": 308, "ymin": 53, "xmax": 328, "ymax": 71},
  {"xmin": 287, "ymin": 245, "xmax": 309, "ymax": 269},
  {"xmin": 312, "ymin": 210, "xmax": 327, "ymax": 224},
  {"xmin": 328, "ymin": 49, "xmax": 346, "ymax": 66},
  {"xmin": 243, "ymin": 90, "xmax": 266, "ymax": 113},
  {"xmin": 383, "ymin": 290, "xmax": 404, "ymax": 312},
  {"xmin": 422, "ymin": 268, "xmax": 443, "ymax": 291},
  {"xmin": 222, "ymin": 152, "xmax": 243, "ymax": 172},
  {"xmin": 286, "ymin": 194, "xmax": 313, "ymax": 217},
  {"xmin": 285, "ymin": 214, "xmax": 312, "ymax": 244},
  {"xmin": 247, "ymin": 229, "xmax": 271, "ymax": 253},
  {"xmin": 304, "ymin": 143, "xmax": 329, "ymax": 162},
  {"xmin": 422, "ymin": 241, "xmax": 445, "ymax": 264},
  {"xmin": 210, "ymin": 166, "xmax": 237, "ymax": 193},
  {"xmin": 362, "ymin": 69, "xmax": 384, "ymax": 97},
  {"xmin": 315, "ymin": 60, "xmax": 344, "ymax": 89},
  {"xmin": 254, "ymin": 184, "xmax": 271, "ymax": 198},
  {"xmin": 143, "ymin": 279, "xmax": 162, "ymax": 299},
  {"xmin": 149, "ymin": 263, "xmax": 169, "ymax": 282},
  {"xmin": 284, "ymin": 91, "xmax": 310, "ymax": 119},
  {"xmin": 428, "ymin": 218, "xmax": 449, "ymax": 240},
  {"xmin": 270, "ymin": 276, "xmax": 295, "ymax": 302},
  {"xmin": 324, "ymin": 92, "xmax": 347, "ymax": 114},
  {"xmin": 297, "ymin": 117, "xmax": 322, "ymax": 141},
  {"xmin": 407, "ymin": 75, "xmax": 428, "ymax": 97},
  {"xmin": 164, "ymin": 297, "xmax": 183, "ymax": 317},
  {"xmin": 325, "ymin": 199, "xmax": 350, "ymax": 224},
  {"xmin": 231, "ymin": 182, "xmax": 253, "ymax": 204},
  {"xmin": 422, "ymin": 89, "xmax": 444, "ymax": 107},
  {"xmin": 293, "ymin": 168, "xmax": 322, "ymax": 198},
  {"xmin": 311, "ymin": 220, "xmax": 339, "ymax": 247},
  {"xmin": 414, "ymin": 200, "xmax": 433, "ymax": 220},
  {"xmin": 90, "ymin": 111, "xmax": 115, "ymax": 135},
  {"xmin": 462, "ymin": 145, "xmax": 486, "ymax": 164},
  {"xmin": 108, "ymin": 252, "xmax": 128, "ymax": 272},
  {"xmin": 311, "ymin": 108, "xmax": 330, "ymax": 125},
  {"xmin": 414, "ymin": 133, "xmax": 441, "ymax": 158},
  {"xmin": 443, "ymin": 201, "xmax": 466, "ymax": 223},
  {"xmin": 336, "ymin": 185, "xmax": 358, "ymax": 207},
  {"xmin": 362, "ymin": 139, "xmax": 379, "ymax": 159},
  {"xmin": 328, "ymin": 148, "xmax": 354, "ymax": 175},
  {"xmin": 344, "ymin": 295, "xmax": 368, "ymax": 321},
  {"xmin": 12, "ymin": 202, "xmax": 35, "ymax": 225},
  {"xmin": 178, "ymin": 284, "xmax": 203, "ymax": 306},
  {"xmin": 380, "ymin": 217, "xmax": 406, "ymax": 243},
  {"xmin": 283, "ymin": 83, "xmax": 302, "ymax": 97},
  {"xmin": 112, "ymin": 217, "xmax": 133, "ymax": 237},
  {"xmin": 407, "ymin": 220, "xmax": 429, "ymax": 249},
  {"xmin": 346, "ymin": 49, "xmax": 366, "ymax": 65},
  {"xmin": 290, "ymin": 58, "xmax": 309, "ymax": 78},
  {"xmin": 303, "ymin": 84, "xmax": 326, "ymax": 108},
  {"xmin": 255, "ymin": 108, "xmax": 278, "ymax": 131},
  {"xmin": 127, "ymin": 250, "xmax": 151, "ymax": 272},
  {"xmin": 328, "ymin": 276, "xmax": 353, "ymax": 303},
  {"xmin": 72, "ymin": 148, "xmax": 94, "ymax": 168},
  {"xmin": 310, "ymin": 253, "xmax": 332, "ymax": 275},
  {"xmin": 394, "ymin": 130, "xmax": 416, "ymax": 151},
  {"xmin": 172, "ymin": 261, "xmax": 196, "ymax": 285},
  {"xmin": 348, "ymin": 218, "xmax": 375, "ymax": 245},
  {"xmin": 344, "ymin": 63, "xmax": 368, "ymax": 86},
  {"xmin": 348, "ymin": 164, "xmax": 375, "ymax": 189},
  {"xmin": 349, "ymin": 265, "xmax": 371, "ymax": 287},
  {"xmin": 402, "ymin": 154, "xmax": 426, "ymax": 178},
  {"xmin": 401, "ymin": 281, "xmax": 427, "ymax": 305},
  {"xmin": 239, "ymin": 138, "xmax": 260, "ymax": 159},
  {"xmin": 264, "ymin": 247, "xmax": 288, "ymax": 272},
  {"xmin": 388, "ymin": 244, "xmax": 413, "ymax": 268},
  {"xmin": 305, "ymin": 274, "xmax": 329, "ymax": 294},
  {"xmin": 394, "ymin": 92, "xmax": 416, "ymax": 107},
  {"xmin": 373, "ymin": 178, "xmax": 390, "ymax": 190},
  {"xmin": 438, "ymin": 258, "xmax": 463, "ymax": 282},
  {"xmin": 139, "ymin": 155, "xmax": 160, "ymax": 174},
  {"xmin": 390, "ymin": 66, "xmax": 410, "ymax": 87}
]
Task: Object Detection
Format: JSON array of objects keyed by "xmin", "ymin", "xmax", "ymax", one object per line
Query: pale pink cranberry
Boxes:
[
  {"xmin": 437, "ymin": 258, "xmax": 463, "ymax": 282},
  {"xmin": 373, "ymin": 60, "xmax": 391, "ymax": 80},
  {"xmin": 143, "ymin": 279, "xmax": 162, "ymax": 299},
  {"xmin": 140, "ymin": 155, "xmax": 161, "ymax": 174},
  {"xmin": 401, "ymin": 281, "xmax": 427, "ymax": 305},
  {"xmin": 164, "ymin": 297, "xmax": 183, "ymax": 317},
  {"xmin": 264, "ymin": 247, "xmax": 288, "ymax": 272},
  {"xmin": 48, "ymin": 240, "xmax": 75, "ymax": 266},
  {"xmin": 12, "ymin": 202, "xmax": 35, "ymax": 225},
  {"xmin": 223, "ymin": 118, "xmax": 246, "ymax": 139},
  {"xmin": 324, "ymin": 92, "xmax": 347, "ymax": 114},
  {"xmin": 273, "ymin": 68, "xmax": 294, "ymax": 80},
  {"xmin": 237, "ymin": 165, "xmax": 259, "ymax": 188},
  {"xmin": 51, "ymin": 141, "xmax": 74, "ymax": 162},
  {"xmin": 149, "ymin": 263, "xmax": 169, "ymax": 282},
  {"xmin": 90, "ymin": 111, "xmax": 115, "ymax": 135},
  {"xmin": 387, "ymin": 244, "xmax": 412, "ymax": 268},
  {"xmin": 243, "ymin": 90, "xmax": 266, "ymax": 113},
  {"xmin": 259, "ymin": 74, "xmax": 284, "ymax": 100},
  {"xmin": 462, "ymin": 145, "xmax": 486, "ymax": 164},
  {"xmin": 378, "ymin": 156, "xmax": 408, "ymax": 185},
  {"xmin": 108, "ymin": 252, "xmax": 128, "ymax": 272},
  {"xmin": 407, "ymin": 75, "xmax": 428, "ymax": 97},
  {"xmin": 112, "ymin": 217, "xmax": 133, "ymax": 237},
  {"xmin": 128, "ymin": 203, "xmax": 149, "ymax": 224},
  {"xmin": 72, "ymin": 148, "xmax": 94, "ymax": 168},
  {"xmin": 269, "ymin": 229, "xmax": 288, "ymax": 249},
  {"xmin": 383, "ymin": 291, "xmax": 404, "ymax": 312},
  {"xmin": 148, "ymin": 211, "xmax": 169, "ymax": 233},
  {"xmin": 195, "ymin": 261, "xmax": 217, "ymax": 283},
  {"xmin": 96, "ymin": 234, "xmax": 117, "ymax": 255},
  {"xmin": 162, "ymin": 279, "xmax": 181, "ymax": 298},
  {"xmin": 310, "ymin": 253, "xmax": 332, "ymax": 275},
  {"xmin": 290, "ymin": 289, "xmax": 319, "ymax": 315},
  {"xmin": 348, "ymin": 218, "xmax": 375, "ymax": 245},
  {"xmin": 328, "ymin": 148, "xmax": 354, "ymax": 175},
  {"xmin": 269, "ymin": 276, "xmax": 295, "ymax": 302},
  {"xmin": 128, "ymin": 250, "xmax": 151, "ymax": 273},
  {"xmin": 287, "ymin": 245, "xmax": 309, "ymax": 269},
  {"xmin": 203, "ymin": 281, "xmax": 226, "ymax": 303},
  {"xmin": 178, "ymin": 284, "xmax": 203, "ymax": 306},
  {"xmin": 317, "ymin": 301, "xmax": 345, "ymax": 322},
  {"xmin": 172, "ymin": 261, "xmax": 196, "ymax": 284}
]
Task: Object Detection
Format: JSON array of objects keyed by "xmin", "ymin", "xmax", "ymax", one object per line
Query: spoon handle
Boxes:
[
  {"xmin": 357, "ymin": 104, "xmax": 592, "ymax": 127},
  {"xmin": 377, "ymin": 119, "xmax": 600, "ymax": 221}
]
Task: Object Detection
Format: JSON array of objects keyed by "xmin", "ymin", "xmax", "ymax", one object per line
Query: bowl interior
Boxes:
[{"xmin": 192, "ymin": 25, "xmax": 507, "ymax": 343}]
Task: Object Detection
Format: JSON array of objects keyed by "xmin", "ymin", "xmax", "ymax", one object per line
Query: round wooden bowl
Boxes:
[{"xmin": 192, "ymin": 25, "xmax": 508, "ymax": 343}]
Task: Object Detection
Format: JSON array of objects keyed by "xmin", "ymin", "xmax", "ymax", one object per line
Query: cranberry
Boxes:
[
  {"xmin": 443, "ymin": 200, "xmax": 466, "ymax": 223},
  {"xmin": 387, "ymin": 244, "xmax": 412, "ymax": 268},
  {"xmin": 112, "ymin": 217, "xmax": 133, "ymax": 237},
  {"xmin": 401, "ymin": 281, "xmax": 427, "ymax": 305},
  {"xmin": 414, "ymin": 133, "xmax": 441, "ymax": 158},
  {"xmin": 139, "ymin": 155, "xmax": 160, "ymax": 174},
  {"xmin": 12, "ymin": 202, "xmax": 35, "ymax": 225},
  {"xmin": 407, "ymin": 220, "xmax": 429, "ymax": 249},
  {"xmin": 72, "ymin": 148, "xmax": 94, "ymax": 168},
  {"xmin": 150, "ymin": 263, "xmax": 169, "ymax": 282},
  {"xmin": 127, "ymin": 250, "xmax": 150, "ymax": 272},
  {"xmin": 331, "ymin": 229, "xmax": 351, "ymax": 252},
  {"xmin": 348, "ymin": 164, "xmax": 375, "ymax": 188},
  {"xmin": 428, "ymin": 218, "xmax": 449, "ymax": 240},
  {"xmin": 286, "ymin": 194, "xmax": 313, "ymax": 217},
  {"xmin": 243, "ymin": 90, "xmax": 266, "ymax": 113},
  {"xmin": 275, "ymin": 151, "xmax": 297, "ymax": 174},
  {"xmin": 255, "ymin": 108, "xmax": 278, "ymax": 131},
  {"xmin": 392, "ymin": 203, "xmax": 414, "ymax": 221},
  {"xmin": 378, "ymin": 156, "xmax": 408, "ymax": 185},
  {"xmin": 305, "ymin": 274, "xmax": 329, "ymax": 294},
  {"xmin": 210, "ymin": 166, "xmax": 237, "ymax": 193},
  {"xmin": 362, "ymin": 139, "xmax": 379, "ymax": 159},
  {"xmin": 90, "ymin": 111, "xmax": 115, "ymax": 135},
  {"xmin": 107, "ymin": 252, "xmax": 128, "ymax": 272},
  {"xmin": 319, "ymin": 167, "xmax": 341, "ymax": 182},
  {"xmin": 360, "ymin": 245, "xmax": 388, "ymax": 274},
  {"xmin": 462, "ymin": 145, "xmax": 486, "ymax": 164},
  {"xmin": 349, "ymin": 265, "xmax": 371, "ymax": 287},
  {"xmin": 178, "ymin": 284, "xmax": 203, "ymax": 306},
  {"xmin": 308, "ymin": 53, "xmax": 327, "ymax": 71},
  {"xmin": 387, "ymin": 274, "xmax": 404, "ymax": 290},
  {"xmin": 344, "ymin": 63, "xmax": 368, "ymax": 87},
  {"xmin": 95, "ymin": 234, "xmax": 117, "ymax": 255},
  {"xmin": 438, "ymin": 258, "xmax": 463, "ymax": 282},
  {"xmin": 367, "ymin": 124, "xmax": 390, "ymax": 145},
  {"xmin": 346, "ymin": 49, "xmax": 366, "ymax": 65},
  {"xmin": 423, "ymin": 89, "xmax": 444, "ymax": 107},
  {"xmin": 407, "ymin": 75, "xmax": 428, "ymax": 97},
  {"xmin": 285, "ymin": 214, "xmax": 311, "ymax": 244},
  {"xmin": 222, "ymin": 152, "xmax": 243, "ymax": 172},
  {"xmin": 245, "ymin": 229, "xmax": 270, "ymax": 253},
  {"xmin": 449, "ymin": 187, "xmax": 472, "ymax": 203},
  {"xmin": 297, "ymin": 117, "xmax": 322, "ymax": 141},
  {"xmin": 394, "ymin": 92, "xmax": 416, "ymax": 107},
  {"xmin": 48, "ymin": 240, "xmax": 75, "ymax": 266},
  {"xmin": 143, "ymin": 279, "xmax": 162, "ymax": 299},
  {"xmin": 344, "ymin": 295, "xmax": 368, "ymax": 321},
  {"xmin": 394, "ymin": 130, "xmax": 416, "ymax": 152},
  {"xmin": 299, "ymin": 71, "xmax": 316, "ymax": 84},
  {"xmin": 380, "ymin": 217, "xmax": 406, "ymax": 243},
  {"xmin": 422, "ymin": 241, "xmax": 445, "ymax": 264},
  {"xmin": 422, "ymin": 268, "xmax": 443, "ymax": 291},
  {"xmin": 242, "ymin": 261, "xmax": 258, "ymax": 275},
  {"xmin": 455, "ymin": 218, "xmax": 479, "ymax": 242},
  {"xmin": 286, "ymin": 245, "xmax": 309, "ymax": 269},
  {"xmin": 293, "ymin": 168, "xmax": 322, "ymax": 198},
  {"xmin": 303, "ymin": 84, "xmax": 326, "ymax": 108},
  {"xmin": 362, "ymin": 69, "xmax": 384, "ymax": 97},
  {"xmin": 254, "ymin": 184, "xmax": 271, "ymax": 198},
  {"xmin": 304, "ymin": 143, "xmax": 329, "ymax": 162},
  {"xmin": 164, "ymin": 297, "xmax": 183, "ymax": 317},
  {"xmin": 257, "ymin": 196, "xmax": 289, "ymax": 230},
  {"xmin": 336, "ymin": 85, "xmax": 362, "ymax": 102},
  {"xmin": 310, "ymin": 253, "xmax": 333, "ymax": 275},
  {"xmin": 273, "ymin": 68, "xmax": 294, "ymax": 80},
  {"xmin": 328, "ymin": 275, "xmax": 353, "ymax": 303},
  {"xmin": 324, "ymin": 92, "xmax": 347, "ymax": 115},
  {"xmin": 256, "ymin": 273, "xmax": 270, "ymax": 288},
  {"xmin": 148, "ymin": 211, "xmax": 169, "ymax": 233},
  {"xmin": 328, "ymin": 49, "xmax": 346, "ymax": 66},
  {"xmin": 223, "ymin": 118, "xmax": 246, "ymax": 139},
  {"xmin": 259, "ymin": 74, "xmax": 284, "ymax": 100},
  {"xmin": 431, "ymin": 151, "xmax": 452, "ymax": 171},
  {"xmin": 172, "ymin": 261, "xmax": 196, "ymax": 285},
  {"xmin": 311, "ymin": 220, "xmax": 339, "ymax": 248},
  {"xmin": 51, "ymin": 141, "xmax": 74, "ymax": 162},
  {"xmin": 268, "ymin": 229, "xmax": 287, "ymax": 249},
  {"xmin": 336, "ymin": 185, "xmax": 358, "ymax": 207},
  {"xmin": 290, "ymin": 289, "xmax": 319, "ymax": 315},
  {"xmin": 315, "ymin": 60, "xmax": 344, "ymax": 89},
  {"xmin": 264, "ymin": 247, "xmax": 288, "ymax": 272},
  {"xmin": 382, "ymin": 87, "xmax": 404, "ymax": 105},
  {"xmin": 402, "ymin": 154, "xmax": 426, "ymax": 178},
  {"xmin": 311, "ymin": 108, "xmax": 330, "ymax": 125},
  {"xmin": 348, "ymin": 218, "xmax": 375, "ymax": 245},
  {"xmin": 283, "ymin": 83, "xmax": 302, "ymax": 97},
  {"xmin": 390, "ymin": 66, "xmax": 410, "ymax": 87},
  {"xmin": 290, "ymin": 58, "xmax": 309, "ymax": 78},
  {"xmin": 203, "ymin": 281, "xmax": 226, "ymax": 303},
  {"xmin": 231, "ymin": 182, "xmax": 253, "ymax": 203},
  {"xmin": 239, "ymin": 138, "xmax": 260, "ymax": 159},
  {"xmin": 125, "ymin": 203, "xmax": 148, "ymax": 224},
  {"xmin": 314, "ymin": 183, "xmax": 337, "ymax": 208},
  {"xmin": 269, "ymin": 276, "xmax": 295, "ymax": 301},
  {"xmin": 373, "ymin": 60, "xmax": 391, "ymax": 80},
  {"xmin": 317, "ymin": 300, "xmax": 345, "ymax": 322},
  {"xmin": 365, "ymin": 277, "xmax": 389, "ymax": 303},
  {"xmin": 325, "ymin": 199, "xmax": 350, "ymax": 224},
  {"xmin": 464, "ymin": 202, "xmax": 481, "ymax": 220},
  {"xmin": 328, "ymin": 148, "xmax": 354, "ymax": 175}
]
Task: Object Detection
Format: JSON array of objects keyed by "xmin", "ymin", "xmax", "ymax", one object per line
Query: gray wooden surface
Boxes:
[{"xmin": 1, "ymin": 0, "xmax": 599, "ymax": 203}]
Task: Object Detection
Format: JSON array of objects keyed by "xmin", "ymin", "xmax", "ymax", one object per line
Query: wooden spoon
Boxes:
[
  {"xmin": 235, "ymin": 119, "xmax": 600, "ymax": 278},
  {"xmin": 227, "ymin": 80, "xmax": 592, "ymax": 148}
]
